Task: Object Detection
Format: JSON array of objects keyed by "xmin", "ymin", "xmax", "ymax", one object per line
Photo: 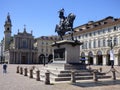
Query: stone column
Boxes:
[
  {"xmin": 93, "ymin": 55, "xmax": 97, "ymax": 65},
  {"xmin": 114, "ymin": 54, "xmax": 118, "ymax": 65},
  {"xmin": 20, "ymin": 52, "xmax": 21, "ymax": 64},
  {"xmin": 117, "ymin": 36, "xmax": 119, "ymax": 45},
  {"xmin": 103, "ymin": 55, "xmax": 107, "ymax": 65},
  {"xmin": 14, "ymin": 52, "xmax": 15, "ymax": 64},
  {"xmin": 96, "ymin": 39, "xmax": 98, "ymax": 48},
  {"xmin": 91, "ymin": 40, "xmax": 94, "ymax": 48},
  {"xmin": 16, "ymin": 52, "xmax": 18, "ymax": 64},
  {"xmin": 85, "ymin": 56, "xmax": 89, "ymax": 64}
]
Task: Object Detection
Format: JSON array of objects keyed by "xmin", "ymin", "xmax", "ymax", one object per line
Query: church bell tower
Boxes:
[{"xmin": 4, "ymin": 13, "xmax": 12, "ymax": 50}]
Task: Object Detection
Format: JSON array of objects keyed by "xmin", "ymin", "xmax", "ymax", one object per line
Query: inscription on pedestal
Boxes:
[{"xmin": 54, "ymin": 48, "xmax": 65, "ymax": 61}]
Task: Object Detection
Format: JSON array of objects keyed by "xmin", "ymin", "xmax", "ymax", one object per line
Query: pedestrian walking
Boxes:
[{"xmin": 3, "ymin": 63, "xmax": 7, "ymax": 73}]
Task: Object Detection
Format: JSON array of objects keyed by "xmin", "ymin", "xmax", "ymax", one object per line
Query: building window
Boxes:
[
  {"xmin": 114, "ymin": 26, "xmax": 117, "ymax": 31},
  {"xmin": 82, "ymin": 44, "xmax": 84, "ymax": 49},
  {"xmin": 42, "ymin": 42, "xmax": 44, "ymax": 45},
  {"xmin": 89, "ymin": 41, "xmax": 91, "ymax": 48},
  {"xmin": 93, "ymin": 32, "xmax": 96, "ymax": 36},
  {"xmin": 98, "ymin": 40, "xmax": 100, "ymax": 47},
  {"xmin": 46, "ymin": 48, "xmax": 48, "ymax": 52},
  {"xmin": 22, "ymin": 39, "xmax": 27, "ymax": 48},
  {"xmin": 78, "ymin": 35, "xmax": 81, "ymax": 39},
  {"xmin": 41, "ymin": 49, "xmax": 44, "ymax": 52},
  {"xmin": 89, "ymin": 33, "xmax": 92, "ymax": 37},
  {"xmin": 7, "ymin": 28, "xmax": 9, "ymax": 31},
  {"xmin": 93, "ymin": 40, "xmax": 96, "ymax": 48},
  {"xmin": 103, "ymin": 29, "xmax": 105, "ymax": 33},
  {"xmin": 114, "ymin": 37, "xmax": 118, "ymax": 45},
  {"xmin": 103, "ymin": 39, "xmax": 106, "ymax": 47},
  {"xmin": 108, "ymin": 28, "xmax": 111, "ymax": 32},
  {"xmin": 85, "ymin": 34, "xmax": 88, "ymax": 37},
  {"xmin": 85, "ymin": 41, "xmax": 87, "ymax": 49},
  {"xmin": 46, "ymin": 42, "xmax": 48, "ymax": 45}
]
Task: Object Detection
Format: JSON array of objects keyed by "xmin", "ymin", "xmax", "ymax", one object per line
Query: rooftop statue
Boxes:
[{"xmin": 55, "ymin": 8, "xmax": 76, "ymax": 40}]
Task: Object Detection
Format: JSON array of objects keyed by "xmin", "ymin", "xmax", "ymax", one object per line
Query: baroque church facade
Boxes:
[{"xmin": 3, "ymin": 14, "xmax": 37, "ymax": 64}]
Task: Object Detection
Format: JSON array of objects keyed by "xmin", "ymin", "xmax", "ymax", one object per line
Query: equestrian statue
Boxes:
[{"xmin": 55, "ymin": 8, "xmax": 76, "ymax": 40}]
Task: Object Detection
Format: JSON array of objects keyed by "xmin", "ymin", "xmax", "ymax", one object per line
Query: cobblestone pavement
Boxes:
[{"xmin": 0, "ymin": 64, "xmax": 120, "ymax": 90}]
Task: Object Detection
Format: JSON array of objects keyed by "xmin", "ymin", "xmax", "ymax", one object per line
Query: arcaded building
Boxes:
[
  {"xmin": 65, "ymin": 16, "xmax": 120, "ymax": 66},
  {"xmin": 35, "ymin": 36, "xmax": 59, "ymax": 64}
]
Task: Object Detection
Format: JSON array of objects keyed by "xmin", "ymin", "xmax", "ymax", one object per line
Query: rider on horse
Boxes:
[{"xmin": 55, "ymin": 8, "xmax": 76, "ymax": 40}]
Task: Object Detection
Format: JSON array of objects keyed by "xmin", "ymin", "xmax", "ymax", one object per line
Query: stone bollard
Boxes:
[
  {"xmin": 71, "ymin": 71, "xmax": 76, "ymax": 83},
  {"xmin": 93, "ymin": 69, "xmax": 98, "ymax": 81},
  {"xmin": 20, "ymin": 67, "xmax": 23, "ymax": 75},
  {"xmin": 29, "ymin": 69, "xmax": 33, "ymax": 78},
  {"xmin": 36, "ymin": 70, "xmax": 40, "ymax": 81},
  {"xmin": 99, "ymin": 67, "xmax": 102, "ymax": 72},
  {"xmin": 111, "ymin": 68, "xmax": 116, "ymax": 80},
  {"xmin": 45, "ymin": 71, "xmax": 50, "ymax": 84},
  {"xmin": 88, "ymin": 67, "xmax": 92, "ymax": 71},
  {"xmin": 24, "ymin": 68, "xmax": 28, "ymax": 76},
  {"xmin": 16, "ymin": 66, "xmax": 19, "ymax": 73}
]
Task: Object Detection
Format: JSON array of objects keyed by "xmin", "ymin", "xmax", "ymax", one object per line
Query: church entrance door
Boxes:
[{"xmin": 21, "ymin": 56, "xmax": 26, "ymax": 64}]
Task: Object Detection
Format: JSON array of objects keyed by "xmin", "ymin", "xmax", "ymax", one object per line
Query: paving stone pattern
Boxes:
[{"xmin": 0, "ymin": 64, "xmax": 120, "ymax": 90}]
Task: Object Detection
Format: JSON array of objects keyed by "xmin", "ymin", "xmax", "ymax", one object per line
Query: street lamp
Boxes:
[{"xmin": 107, "ymin": 37, "xmax": 116, "ymax": 68}]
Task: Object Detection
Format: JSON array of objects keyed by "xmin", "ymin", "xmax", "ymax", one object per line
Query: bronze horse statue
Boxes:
[{"xmin": 55, "ymin": 8, "xmax": 76, "ymax": 40}]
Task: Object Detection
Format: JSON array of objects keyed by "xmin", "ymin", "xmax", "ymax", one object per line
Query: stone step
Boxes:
[
  {"xmin": 52, "ymin": 75, "xmax": 111, "ymax": 81},
  {"xmin": 49, "ymin": 72, "xmax": 93, "ymax": 77},
  {"xmin": 45, "ymin": 69, "xmax": 91, "ymax": 74}
]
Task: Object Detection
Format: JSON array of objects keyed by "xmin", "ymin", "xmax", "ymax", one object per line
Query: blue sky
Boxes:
[{"xmin": 0, "ymin": 0, "xmax": 120, "ymax": 41}]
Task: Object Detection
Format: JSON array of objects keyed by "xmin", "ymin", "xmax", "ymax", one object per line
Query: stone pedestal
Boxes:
[{"xmin": 48, "ymin": 40, "xmax": 85, "ymax": 70}]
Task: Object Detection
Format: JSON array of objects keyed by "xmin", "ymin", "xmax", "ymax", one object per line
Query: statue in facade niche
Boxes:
[{"xmin": 55, "ymin": 8, "xmax": 76, "ymax": 40}]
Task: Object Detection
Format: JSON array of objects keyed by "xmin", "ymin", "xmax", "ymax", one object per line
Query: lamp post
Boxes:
[{"xmin": 107, "ymin": 37, "xmax": 116, "ymax": 68}]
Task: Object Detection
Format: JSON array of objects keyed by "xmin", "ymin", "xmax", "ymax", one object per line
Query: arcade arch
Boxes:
[
  {"xmin": 80, "ymin": 52, "xmax": 86, "ymax": 64},
  {"xmin": 81, "ymin": 52, "xmax": 85, "ymax": 58},
  {"xmin": 97, "ymin": 51, "xmax": 103, "ymax": 65},
  {"xmin": 38, "ymin": 54, "xmax": 45, "ymax": 64},
  {"xmin": 48, "ymin": 54, "xmax": 53, "ymax": 63},
  {"xmin": 106, "ymin": 50, "xmax": 111, "ymax": 65},
  {"xmin": 88, "ymin": 51, "xmax": 93, "ymax": 65}
]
